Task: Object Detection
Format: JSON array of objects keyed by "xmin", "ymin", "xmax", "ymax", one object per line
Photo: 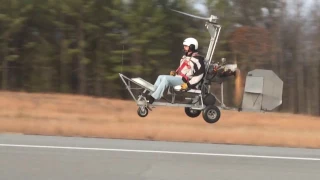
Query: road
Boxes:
[{"xmin": 1, "ymin": 134, "xmax": 320, "ymax": 180}]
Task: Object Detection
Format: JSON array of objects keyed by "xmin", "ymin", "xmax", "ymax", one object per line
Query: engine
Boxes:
[{"xmin": 205, "ymin": 61, "xmax": 238, "ymax": 82}]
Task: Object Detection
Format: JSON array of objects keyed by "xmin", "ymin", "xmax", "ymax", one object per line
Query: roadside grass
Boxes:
[{"xmin": 0, "ymin": 91, "xmax": 319, "ymax": 148}]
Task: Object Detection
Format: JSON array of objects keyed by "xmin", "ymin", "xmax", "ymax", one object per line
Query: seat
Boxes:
[
  {"xmin": 173, "ymin": 85, "xmax": 201, "ymax": 94},
  {"xmin": 172, "ymin": 78, "xmax": 204, "ymax": 94}
]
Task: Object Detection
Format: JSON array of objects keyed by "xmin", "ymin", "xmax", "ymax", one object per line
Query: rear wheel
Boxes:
[
  {"xmin": 137, "ymin": 107, "xmax": 148, "ymax": 117},
  {"xmin": 202, "ymin": 105, "xmax": 221, "ymax": 123},
  {"xmin": 185, "ymin": 107, "xmax": 201, "ymax": 118}
]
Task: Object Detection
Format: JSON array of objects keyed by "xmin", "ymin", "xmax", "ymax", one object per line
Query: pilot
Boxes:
[{"xmin": 146, "ymin": 37, "xmax": 205, "ymax": 104}]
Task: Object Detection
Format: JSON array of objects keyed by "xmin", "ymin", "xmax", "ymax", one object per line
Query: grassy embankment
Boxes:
[{"xmin": 0, "ymin": 91, "xmax": 319, "ymax": 148}]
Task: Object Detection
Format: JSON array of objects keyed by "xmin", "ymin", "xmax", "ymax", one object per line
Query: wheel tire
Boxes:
[
  {"xmin": 137, "ymin": 107, "xmax": 148, "ymax": 117},
  {"xmin": 203, "ymin": 94, "xmax": 216, "ymax": 106},
  {"xmin": 185, "ymin": 107, "xmax": 201, "ymax": 118},
  {"xmin": 202, "ymin": 105, "xmax": 221, "ymax": 124}
]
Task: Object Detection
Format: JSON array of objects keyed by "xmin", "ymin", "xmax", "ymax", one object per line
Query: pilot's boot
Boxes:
[{"xmin": 146, "ymin": 95, "xmax": 155, "ymax": 104}]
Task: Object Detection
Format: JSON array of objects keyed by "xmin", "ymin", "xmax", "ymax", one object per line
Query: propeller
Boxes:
[{"xmin": 170, "ymin": 9, "xmax": 218, "ymax": 23}]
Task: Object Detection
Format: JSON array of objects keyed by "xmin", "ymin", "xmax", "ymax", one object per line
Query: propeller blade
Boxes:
[{"xmin": 170, "ymin": 9, "xmax": 211, "ymax": 21}]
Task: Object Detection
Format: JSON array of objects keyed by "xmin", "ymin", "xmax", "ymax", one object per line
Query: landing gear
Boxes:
[
  {"xmin": 202, "ymin": 105, "xmax": 221, "ymax": 124},
  {"xmin": 137, "ymin": 107, "xmax": 148, "ymax": 117},
  {"xmin": 185, "ymin": 105, "xmax": 221, "ymax": 124},
  {"xmin": 185, "ymin": 107, "xmax": 201, "ymax": 118}
]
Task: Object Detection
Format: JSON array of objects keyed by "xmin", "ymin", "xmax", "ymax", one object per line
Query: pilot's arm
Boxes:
[{"xmin": 187, "ymin": 73, "xmax": 204, "ymax": 87}]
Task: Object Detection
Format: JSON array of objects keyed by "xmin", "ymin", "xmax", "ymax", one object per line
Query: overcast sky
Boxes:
[{"xmin": 194, "ymin": 0, "xmax": 314, "ymax": 17}]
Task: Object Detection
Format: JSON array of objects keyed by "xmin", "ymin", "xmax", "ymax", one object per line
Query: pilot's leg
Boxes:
[
  {"xmin": 144, "ymin": 75, "xmax": 165, "ymax": 97},
  {"xmin": 153, "ymin": 75, "xmax": 165, "ymax": 89},
  {"xmin": 148, "ymin": 75, "xmax": 183, "ymax": 104},
  {"xmin": 166, "ymin": 75, "xmax": 184, "ymax": 87}
]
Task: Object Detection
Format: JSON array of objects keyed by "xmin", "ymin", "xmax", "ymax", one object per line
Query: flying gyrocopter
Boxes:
[{"xmin": 119, "ymin": 9, "xmax": 283, "ymax": 124}]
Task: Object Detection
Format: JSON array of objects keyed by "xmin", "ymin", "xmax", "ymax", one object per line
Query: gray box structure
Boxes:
[{"xmin": 241, "ymin": 69, "xmax": 283, "ymax": 112}]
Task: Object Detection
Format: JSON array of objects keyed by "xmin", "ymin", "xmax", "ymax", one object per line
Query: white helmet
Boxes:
[{"xmin": 183, "ymin": 37, "xmax": 198, "ymax": 51}]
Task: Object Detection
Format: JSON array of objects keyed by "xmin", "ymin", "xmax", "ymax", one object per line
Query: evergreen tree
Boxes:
[{"xmin": 0, "ymin": 0, "xmax": 29, "ymax": 90}]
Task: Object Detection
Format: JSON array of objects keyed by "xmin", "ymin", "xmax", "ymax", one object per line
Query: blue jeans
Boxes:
[{"xmin": 151, "ymin": 75, "xmax": 183, "ymax": 100}]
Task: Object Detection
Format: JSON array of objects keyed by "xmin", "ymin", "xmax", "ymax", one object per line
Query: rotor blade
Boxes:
[{"xmin": 170, "ymin": 9, "xmax": 210, "ymax": 21}]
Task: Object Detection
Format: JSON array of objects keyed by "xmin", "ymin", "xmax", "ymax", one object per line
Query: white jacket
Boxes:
[{"xmin": 176, "ymin": 52, "xmax": 205, "ymax": 87}]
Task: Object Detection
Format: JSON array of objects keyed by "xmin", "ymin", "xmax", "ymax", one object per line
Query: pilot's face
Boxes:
[{"xmin": 183, "ymin": 45, "xmax": 189, "ymax": 52}]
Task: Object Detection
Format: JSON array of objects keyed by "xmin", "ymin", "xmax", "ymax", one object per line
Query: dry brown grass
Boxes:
[{"xmin": 0, "ymin": 91, "xmax": 319, "ymax": 148}]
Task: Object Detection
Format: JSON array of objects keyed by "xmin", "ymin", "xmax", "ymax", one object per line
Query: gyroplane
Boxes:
[{"xmin": 119, "ymin": 9, "xmax": 283, "ymax": 124}]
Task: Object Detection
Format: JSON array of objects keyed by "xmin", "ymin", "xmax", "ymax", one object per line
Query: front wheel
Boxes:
[
  {"xmin": 137, "ymin": 107, "xmax": 148, "ymax": 117},
  {"xmin": 202, "ymin": 105, "xmax": 221, "ymax": 123},
  {"xmin": 185, "ymin": 107, "xmax": 201, "ymax": 118}
]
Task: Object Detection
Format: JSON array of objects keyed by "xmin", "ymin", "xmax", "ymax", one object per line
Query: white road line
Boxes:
[{"xmin": 0, "ymin": 143, "xmax": 319, "ymax": 161}]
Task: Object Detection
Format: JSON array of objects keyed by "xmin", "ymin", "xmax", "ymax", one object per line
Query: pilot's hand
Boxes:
[
  {"xmin": 170, "ymin": 70, "xmax": 176, "ymax": 76},
  {"xmin": 181, "ymin": 83, "xmax": 188, "ymax": 90}
]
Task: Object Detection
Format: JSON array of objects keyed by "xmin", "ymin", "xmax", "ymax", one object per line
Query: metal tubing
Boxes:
[
  {"xmin": 221, "ymin": 82, "xmax": 224, "ymax": 105},
  {"xmin": 119, "ymin": 73, "xmax": 138, "ymax": 102},
  {"xmin": 207, "ymin": 26, "xmax": 221, "ymax": 66},
  {"xmin": 151, "ymin": 102, "xmax": 205, "ymax": 110}
]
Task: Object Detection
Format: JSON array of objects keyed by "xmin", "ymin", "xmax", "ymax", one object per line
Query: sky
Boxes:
[
  {"xmin": 194, "ymin": 0, "xmax": 208, "ymax": 15},
  {"xmin": 193, "ymin": 0, "xmax": 314, "ymax": 17}
]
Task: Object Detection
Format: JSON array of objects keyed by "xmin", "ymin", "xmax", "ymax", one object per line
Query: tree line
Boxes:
[{"xmin": 0, "ymin": 0, "xmax": 319, "ymax": 116}]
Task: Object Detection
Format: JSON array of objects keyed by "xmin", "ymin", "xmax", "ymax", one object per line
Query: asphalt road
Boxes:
[{"xmin": 1, "ymin": 134, "xmax": 320, "ymax": 180}]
